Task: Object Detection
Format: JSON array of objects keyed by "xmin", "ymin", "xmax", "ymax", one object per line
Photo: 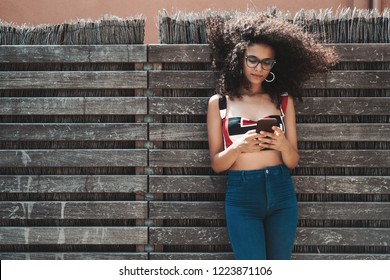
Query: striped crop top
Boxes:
[{"xmin": 219, "ymin": 93, "xmax": 288, "ymax": 149}]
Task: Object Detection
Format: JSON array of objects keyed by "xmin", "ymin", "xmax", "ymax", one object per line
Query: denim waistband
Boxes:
[{"xmin": 227, "ymin": 164, "xmax": 289, "ymax": 178}]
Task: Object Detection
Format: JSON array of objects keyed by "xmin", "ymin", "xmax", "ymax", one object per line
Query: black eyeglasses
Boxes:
[{"xmin": 245, "ymin": 55, "xmax": 276, "ymax": 70}]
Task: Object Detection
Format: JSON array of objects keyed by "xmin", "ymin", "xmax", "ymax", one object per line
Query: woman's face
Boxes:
[{"xmin": 243, "ymin": 43, "xmax": 275, "ymax": 87}]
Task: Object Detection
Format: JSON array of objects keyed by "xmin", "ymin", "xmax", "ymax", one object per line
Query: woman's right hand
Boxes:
[{"xmin": 232, "ymin": 129, "xmax": 262, "ymax": 153}]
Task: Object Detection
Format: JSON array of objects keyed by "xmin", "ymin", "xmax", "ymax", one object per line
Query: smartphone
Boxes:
[{"xmin": 256, "ymin": 118, "xmax": 277, "ymax": 134}]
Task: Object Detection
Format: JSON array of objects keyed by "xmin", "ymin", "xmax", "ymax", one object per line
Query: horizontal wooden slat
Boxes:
[
  {"xmin": 149, "ymin": 175, "xmax": 226, "ymax": 193},
  {"xmin": 296, "ymin": 228, "xmax": 390, "ymax": 246},
  {"xmin": 0, "ymin": 149, "xmax": 147, "ymax": 167},
  {"xmin": 148, "ymin": 44, "xmax": 211, "ymax": 63},
  {"xmin": 149, "ymin": 149, "xmax": 210, "ymax": 168},
  {"xmin": 324, "ymin": 176, "xmax": 390, "ymax": 194},
  {"xmin": 150, "ymin": 202, "xmax": 224, "ymax": 219},
  {"xmin": 149, "ymin": 202, "xmax": 390, "ymax": 220},
  {"xmin": 0, "ymin": 45, "xmax": 147, "ymax": 63},
  {"xmin": 0, "ymin": 227, "xmax": 147, "ymax": 245},
  {"xmin": 149, "ymin": 123, "xmax": 207, "ymax": 141},
  {"xmin": 303, "ymin": 71, "xmax": 390, "ymax": 89},
  {"xmin": 150, "ymin": 252, "xmax": 234, "ymax": 260},
  {"xmin": 292, "ymin": 254, "xmax": 390, "ymax": 260},
  {"xmin": 149, "ymin": 97, "xmax": 208, "ymax": 115},
  {"xmin": 328, "ymin": 44, "xmax": 390, "ymax": 62},
  {"xmin": 0, "ymin": 253, "xmax": 149, "ymax": 260},
  {"xmin": 0, "ymin": 71, "xmax": 147, "ymax": 89},
  {"xmin": 297, "ymin": 123, "xmax": 390, "ymax": 141},
  {"xmin": 299, "ymin": 150, "xmax": 390, "ymax": 168},
  {"xmin": 150, "ymin": 227, "xmax": 228, "ymax": 245},
  {"xmin": 150, "ymin": 227, "xmax": 390, "ymax": 246},
  {"xmin": 149, "ymin": 123, "xmax": 390, "ymax": 142},
  {"xmin": 149, "ymin": 97, "xmax": 390, "ymax": 115},
  {"xmin": 149, "ymin": 149, "xmax": 390, "ymax": 168},
  {"xmin": 0, "ymin": 175, "xmax": 148, "ymax": 193},
  {"xmin": 149, "ymin": 71, "xmax": 215, "ymax": 89},
  {"xmin": 0, "ymin": 123, "xmax": 147, "ymax": 141},
  {"xmin": 150, "ymin": 252, "xmax": 390, "ymax": 260},
  {"xmin": 147, "ymin": 44, "xmax": 390, "ymax": 63},
  {"xmin": 299, "ymin": 202, "xmax": 390, "ymax": 220},
  {"xmin": 0, "ymin": 201, "xmax": 147, "ymax": 219},
  {"xmin": 0, "ymin": 97, "xmax": 147, "ymax": 115},
  {"xmin": 149, "ymin": 71, "xmax": 390, "ymax": 89},
  {"xmin": 295, "ymin": 97, "xmax": 390, "ymax": 115},
  {"xmin": 149, "ymin": 175, "xmax": 390, "ymax": 194}
]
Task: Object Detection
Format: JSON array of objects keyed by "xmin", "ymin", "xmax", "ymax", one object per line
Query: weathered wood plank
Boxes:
[
  {"xmin": 149, "ymin": 97, "xmax": 208, "ymax": 115},
  {"xmin": 149, "ymin": 175, "xmax": 226, "ymax": 193},
  {"xmin": 149, "ymin": 97, "xmax": 390, "ymax": 116},
  {"xmin": 296, "ymin": 228, "xmax": 390, "ymax": 246},
  {"xmin": 150, "ymin": 227, "xmax": 228, "ymax": 245},
  {"xmin": 0, "ymin": 97, "xmax": 147, "ymax": 115},
  {"xmin": 0, "ymin": 123, "xmax": 148, "ymax": 141},
  {"xmin": 149, "ymin": 71, "xmax": 390, "ymax": 89},
  {"xmin": 0, "ymin": 45, "xmax": 147, "ymax": 63},
  {"xmin": 0, "ymin": 201, "xmax": 147, "ymax": 219},
  {"xmin": 150, "ymin": 202, "xmax": 225, "ymax": 219},
  {"xmin": 0, "ymin": 175, "xmax": 148, "ymax": 193},
  {"xmin": 295, "ymin": 97, "xmax": 390, "ymax": 115},
  {"xmin": 292, "ymin": 254, "xmax": 390, "ymax": 260},
  {"xmin": 150, "ymin": 252, "xmax": 234, "ymax": 260},
  {"xmin": 149, "ymin": 123, "xmax": 390, "ymax": 142},
  {"xmin": 326, "ymin": 44, "xmax": 390, "ymax": 62},
  {"xmin": 149, "ymin": 175, "xmax": 390, "ymax": 194},
  {"xmin": 0, "ymin": 253, "xmax": 149, "ymax": 260},
  {"xmin": 149, "ymin": 149, "xmax": 390, "ymax": 168},
  {"xmin": 150, "ymin": 227, "xmax": 390, "ymax": 246},
  {"xmin": 149, "ymin": 123, "xmax": 207, "ymax": 141},
  {"xmin": 0, "ymin": 149, "xmax": 147, "ymax": 167},
  {"xmin": 0, "ymin": 71, "xmax": 147, "ymax": 89},
  {"xmin": 0, "ymin": 227, "xmax": 147, "ymax": 245},
  {"xmin": 148, "ymin": 44, "xmax": 212, "ymax": 63},
  {"xmin": 149, "ymin": 150, "xmax": 210, "ymax": 168},
  {"xmin": 149, "ymin": 71, "xmax": 216, "ymax": 89},
  {"xmin": 297, "ymin": 123, "xmax": 390, "ymax": 141},
  {"xmin": 325, "ymin": 176, "xmax": 390, "ymax": 194},
  {"xmin": 150, "ymin": 252, "xmax": 390, "ymax": 260},
  {"xmin": 149, "ymin": 202, "xmax": 390, "ymax": 220},
  {"xmin": 298, "ymin": 150, "xmax": 390, "ymax": 168},
  {"xmin": 147, "ymin": 44, "xmax": 390, "ymax": 63},
  {"xmin": 298, "ymin": 202, "xmax": 390, "ymax": 220},
  {"xmin": 303, "ymin": 71, "xmax": 390, "ymax": 89}
]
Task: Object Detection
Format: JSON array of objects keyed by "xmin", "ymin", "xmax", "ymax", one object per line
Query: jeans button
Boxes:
[{"xmin": 265, "ymin": 169, "xmax": 269, "ymax": 174}]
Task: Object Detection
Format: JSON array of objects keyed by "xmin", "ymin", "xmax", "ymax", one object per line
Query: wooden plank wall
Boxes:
[{"xmin": 0, "ymin": 44, "xmax": 389, "ymax": 260}]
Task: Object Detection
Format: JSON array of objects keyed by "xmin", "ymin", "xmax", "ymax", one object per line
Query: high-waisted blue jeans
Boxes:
[{"xmin": 225, "ymin": 164, "xmax": 298, "ymax": 260}]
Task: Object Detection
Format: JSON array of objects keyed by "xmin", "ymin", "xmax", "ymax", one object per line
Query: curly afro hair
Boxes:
[{"xmin": 207, "ymin": 13, "xmax": 338, "ymax": 104}]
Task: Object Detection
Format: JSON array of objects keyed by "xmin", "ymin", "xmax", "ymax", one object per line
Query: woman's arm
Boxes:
[
  {"xmin": 207, "ymin": 94, "xmax": 260, "ymax": 173},
  {"xmin": 258, "ymin": 95, "xmax": 300, "ymax": 169},
  {"xmin": 279, "ymin": 96, "xmax": 300, "ymax": 168}
]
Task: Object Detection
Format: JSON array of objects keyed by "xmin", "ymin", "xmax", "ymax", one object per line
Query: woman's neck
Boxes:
[{"xmin": 240, "ymin": 85, "xmax": 266, "ymax": 96}]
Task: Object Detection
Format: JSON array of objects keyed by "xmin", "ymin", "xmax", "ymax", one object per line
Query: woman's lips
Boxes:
[{"xmin": 251, "ymin": 73, "xmax": 263, "ymax": 78}]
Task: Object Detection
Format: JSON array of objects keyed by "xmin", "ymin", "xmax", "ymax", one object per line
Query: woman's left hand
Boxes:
[{"xmin": 258, "ymin": 126, "xmax": 288, "ymax": 152}]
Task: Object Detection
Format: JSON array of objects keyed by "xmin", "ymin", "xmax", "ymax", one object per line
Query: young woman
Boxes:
[{"xmin": 207, "ymin": 14, "xmax": 337, "ymax": 260}]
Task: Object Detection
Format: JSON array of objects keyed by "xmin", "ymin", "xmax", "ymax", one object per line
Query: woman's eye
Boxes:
[
  {"xmin": 263, "ymin": 60, "xmax": 272, "ymax": 65},
  {"xmin": 248, "ymin": 58, "xmax": 258, "ymax": 63}
]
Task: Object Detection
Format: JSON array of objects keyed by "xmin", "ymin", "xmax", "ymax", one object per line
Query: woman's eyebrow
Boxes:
[{"xmin": 246, "ymin": 55, "xmax": 273, "ymax": 60}]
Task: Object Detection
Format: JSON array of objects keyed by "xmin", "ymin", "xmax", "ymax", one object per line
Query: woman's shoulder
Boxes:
[{"xmin": 208, "ymin": 93, "xmax": 226, "ymax": 105}]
